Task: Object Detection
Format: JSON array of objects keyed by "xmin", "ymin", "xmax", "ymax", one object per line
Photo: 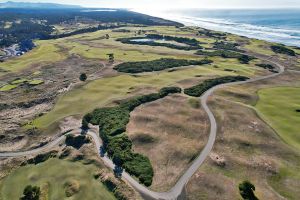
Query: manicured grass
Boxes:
[
  {"xmin": 0, "ymin": 41, "xmax": 66, "ymax": 74},
  {"xmin": 0, "ymin": 84, "xmax": 17, "ymax": 91},
  {"xmin": 32, "ymin": 60, "xmax": 257, "ymax": 128},
  {"xmin": 256, "ymin": 87, "xmax": 300, "ymax": 150},
  {"xmin": 11, "ymin": 78, "xmax": 29, "ymax": 84},
  {"xmin": 28, "ymin": 79, "xmax": 44, "ymax": 85},
  {"xmin": 0, "ymin": 159, "xmax": 115, "ymax": 200},
  {"xmin": 268, "ymin": 165, "xmax": 300, "ymax": 200}
]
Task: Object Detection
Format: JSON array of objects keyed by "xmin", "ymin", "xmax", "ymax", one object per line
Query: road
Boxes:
[{"xmin": 0, "ymin": 56, "xmax": 285, "ymax": 200}]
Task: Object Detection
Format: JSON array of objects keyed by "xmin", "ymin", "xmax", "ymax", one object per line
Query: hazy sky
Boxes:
[{"xmin": 1, "ymin": 0, "xmax": 299, "ymax": 9}]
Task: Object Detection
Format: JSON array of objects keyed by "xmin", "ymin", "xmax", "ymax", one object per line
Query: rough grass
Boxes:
[
  {"xmin": 255, "ymin": 87, "xmax": 300, "ymax": 150},
  {"xmin": 32, "ymin": 60, "xmax": 256, "ymax": 128},
  {"xmin": 0, "ymin": 159, "xmax": 115, "ymax": 200}
]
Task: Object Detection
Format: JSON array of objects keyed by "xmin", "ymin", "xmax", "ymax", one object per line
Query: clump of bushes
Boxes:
[
  {"xmin": 198, "ymin": 30, "xmax": 226, "ymax": 39},
  {"xmin": 25, "ymin": 150, "xmax": 58, "ymax": 165},
  {"xmin": 196, "ymin": 50, "xmax": 255, "ymax": 64},
  {"xmin": 79, "ymin": 73, "xmax": 87, "ymax": 81},
  {"xmin": 239, "ymin": 180, "xmax": 259, "ymax": 200},
  {"xmin": 114, "ymin": 58, "xmax": 213, "ymax": 73},
  {"xmin": 213, "ymin": 41, "xmax": 242, "ymax": 52},
  {"xmin": 20, "ymin": 185, "xmax": 40, "ymax": 200},
  {"xmin": 65, "ymin": 135, "xmax": 90, "ymax": 149},
  {"xmin": 82, "ymin": 87, "xmax": 181, "ymax": 186},
  {"xmin": 117, "ymin": 34, "xmax": 203, "ymax": 51},
  {"xmin": 271, "ymin": 45, "xmax": 296, "ymax": 56},
  {"xmin": 146, "ymin": 34, "xmax": 201, "ymax": 46},
  {"xmin": 184, "ymin": 76, "xmax": 249, "ymax": 97},
  {"xmin": 255, "ymin": 63, "xmax": 277, "ymax": 73}
]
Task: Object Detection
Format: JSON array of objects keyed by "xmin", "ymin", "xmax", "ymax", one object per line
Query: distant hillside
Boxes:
[{"xmin": 0, "ymin": 1, "xmax": 82, "ymax": 9}]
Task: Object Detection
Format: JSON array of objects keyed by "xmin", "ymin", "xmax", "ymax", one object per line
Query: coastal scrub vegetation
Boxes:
[
  {"xmin": 82, "ymin": 87, "xmax": 182, "ymax": 186},
  {"xmin": 117, "ymin": 34, "xmax": 203, "ymax": 50},
  {"xmin": 195, "ymin": 49, "xmax": 255, "ymax": 64},
  {"xmin": 184, "ymin": 76, "xmax": 249, "ymax": 97},
  {"xmin": 114, "ymin": 58, "xmax": 213, "ymax": 73},
  {"xmin": 239, "ymin": 180, "xmax": 259, "ymax": 200},
  {"xmin": 270, "ymin": 45, "xmax": 296, "ymax": 56}
]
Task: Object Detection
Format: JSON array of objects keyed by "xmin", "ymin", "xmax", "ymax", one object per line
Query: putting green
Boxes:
[
  {"xmin": 0, "ymin": 159, "xmax": 115, "ymax": 200},
  {"xmin": 256, "ymin": 87, "xmax": 300, "ymax": 150}
]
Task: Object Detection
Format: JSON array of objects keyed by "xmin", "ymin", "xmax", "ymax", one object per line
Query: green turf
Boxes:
[
  {"xmin": 11, "ymin": 78, "xmax": 29, "ymax": 84},
  {"xmin": 0, "ymin": 41, "xmax": 66, "ymax": 74},
  {"xmin": 32, "ymin": 59, "xmax": 257, "ymax": 128},
  {"xmin": 0, "ymin": 84, "xmax": 17, "ymax": 91},
  {"xmin": 28, "ymin": 79, "xmax": 44, "ymax": 85},
  {"xmin": 0, "ymin": 159, "xmax": 115, "ymax": 200},
  {"xmin": 255, "ymin": 87, "xmax": 300, "ymax": 150}
]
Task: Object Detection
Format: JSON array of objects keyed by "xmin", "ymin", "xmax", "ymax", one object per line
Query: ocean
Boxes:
[{"xmin": 136, "ymin": 9, "xmax": 300, "ymax": 47}]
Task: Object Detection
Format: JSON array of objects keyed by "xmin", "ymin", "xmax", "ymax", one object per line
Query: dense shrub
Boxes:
[
  {"xmin": 26, "ymin": 150, "xmax": 58, "ymax": 165},
  {"xmin": 79, "ymin": 73, "xmax": 87, "ymax": 81},
  {"xmin": 65, "ymin": 135, "xmax": 90, "ymax": 149},
  {"xmin": 184, "ymin": 76, "xmax": 249, "ymax": 97},
  {"xmin": 196, "ymin": 50, "xmax": 255, "ymax": 64},
  {"xmin": 213, "ymin": 41, "xmax": 242, "ymax": 52},
  {"xmin": 146, "ymin": 34, "xmax": 201, "ymax": 46},
  {"xmin": 117, "ymin": 34, "xmax": 203, "ymax": 51},
  {"xmin": 83, "ymin": 87, "xmax": 181, "ymax": 186},
  {"xmin": 114, "ymin": 58, "xmax": 213, "ymax": 73},
  {"xmin": 198, "ymin": 30, "xmax": 226, "ymax": 39},
  {"xmin": 271, "ymin": 45, "xmax": 296, "ymax": 56},
  {"xmin": 239, "ymin": 180, "xmax": 259, "ymax": 200},
  {"xmin": 20, "ymin": 185, "xmax": 40, "ymax": 200},
  {"xmin": 255, "ymin": 63, "xmax": 277, "ymax": 73}
]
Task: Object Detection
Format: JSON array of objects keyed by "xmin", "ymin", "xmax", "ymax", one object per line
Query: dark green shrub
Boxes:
[
  {"xmin": 79, "ymin": 73, "xmax": 87, "ymax": 81},
  {"xmin": 239, "ymin": 180, "xmax": 259, "ymax": 200},
  {"xmin": 184, "ymin": 76, "xmax": 249, "ymax": 97},
  {"xmin": 65, "ymin": 135, "xmax": 90, "ymax": 149},
  {"xmin": 271, "ymin": 45, "xmax": 296, "ymax": 56},
  {"xmin": 20, "ymin": 185, "xmax": 40, "ymax": 200},
  {"xmin": 82, "ymin": 87, "xmax": 181, "ymax": 186},
  {"xmin": 114, "ymin": 58, "xmax": 213, "ymax": 73}
]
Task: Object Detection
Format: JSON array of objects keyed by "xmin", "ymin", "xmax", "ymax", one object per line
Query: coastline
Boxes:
[{"xmin": 133, "ymin": 8, "xmax": 300, "ymax": 48}]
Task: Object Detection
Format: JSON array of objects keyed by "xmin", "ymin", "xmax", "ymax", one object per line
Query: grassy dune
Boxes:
[
  {"xmin": 256, "ymin": 87, "xmax": 300, "ymax": 150},
  {"xmin": 0, "ymin": 159, "xmax": 115, "ymax": 200}
]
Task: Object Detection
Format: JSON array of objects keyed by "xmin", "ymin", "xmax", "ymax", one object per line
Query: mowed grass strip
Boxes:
[
  {"xmin": 255, "ymin": 87, "xmax": 300, "ymax": 150},
  {"xmin": 0, "ymin": 159, "xmax": 115, "ymax": 200}
]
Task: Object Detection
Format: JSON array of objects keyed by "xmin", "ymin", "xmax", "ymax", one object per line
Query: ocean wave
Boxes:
[{"xmin": 137, "ymin": 10, "xmax": 300, "ymax": 47}]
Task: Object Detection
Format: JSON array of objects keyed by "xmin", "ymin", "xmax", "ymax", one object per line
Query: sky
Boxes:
[{"xmin": 1, "ymin": 0, "xmax": 300, "ymax": 9}]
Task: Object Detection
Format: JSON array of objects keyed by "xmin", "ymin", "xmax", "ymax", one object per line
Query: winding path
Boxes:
[{"xmin": 0, "ymin": 56, "xmax": 285, "ymax": 200}]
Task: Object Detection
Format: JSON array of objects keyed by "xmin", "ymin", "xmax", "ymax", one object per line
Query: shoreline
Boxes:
[{"xmin": 133, "ymin": 9, "xmax": 300, "ymax": 48}]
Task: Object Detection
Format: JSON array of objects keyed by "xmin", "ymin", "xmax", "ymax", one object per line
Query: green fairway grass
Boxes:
[
  {"xmin": 0, "ymin": 84, "xmax": 17, "ymax": 91},
  {"xmin": 0, "ymin": 41, "xmax": 66, "ymax": 74},
  {"xmin": 256, "ymin": 87, "xmax": 300, "ymax": 150},
  {"xmin": 32, "ymin": 58, "xmax": 258, "ymax": 128},
  {"xmin": 28, "ymin": 79, "xmax": 44, "ymax": 85},
  {"xmin": 0, "ymin": 159, "xmax": 115, "ymax": 200}
]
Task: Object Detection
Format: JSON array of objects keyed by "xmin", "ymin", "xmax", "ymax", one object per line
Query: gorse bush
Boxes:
[
  {"xmin": 271, "ymin": 45, "xmax": 296, "ymax": 56},
  {"xmin": 117, "ymin": 34, "xmax": 203, "ymax": 50},
  {"xmin": 114, "ymin": 58, "xmax": 213, "ymax": 73},
  {"xmin": 82, "ymin": 87, "xmax": 181, "ymax": 186},
  {"xmin": 196, "ymin": 50, "xmax": 255, "ymax": 64},
  {"xmin": 184, "ymin": 76, "xmax": 249, "ymax": 97}
]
